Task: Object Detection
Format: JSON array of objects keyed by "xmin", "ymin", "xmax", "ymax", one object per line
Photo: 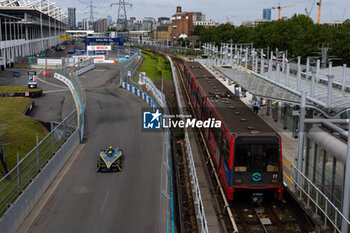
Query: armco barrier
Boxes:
[
  {"xmin": 0, "ymin": 129, "xmax": 79, "ymax": 233},
  {"xmin": 75, "ymin": 64, "xmax": 95, "ymax": 76},
  {"xmin": 121, "ymin": 80, "xmax": 157, "ymax": 109}
]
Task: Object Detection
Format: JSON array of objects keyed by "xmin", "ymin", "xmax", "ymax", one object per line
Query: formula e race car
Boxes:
[{"xmin": 96, "ymin": 147, "xmax": 123, "ymax": 172}]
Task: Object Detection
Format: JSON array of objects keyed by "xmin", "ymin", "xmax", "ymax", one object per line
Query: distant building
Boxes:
[
  {"xmin": 153, "ymin": 24, "xmax": 171, "ymax": 43},
  {"xmin": 158, "ymin": 17, "xmax": 169, "ymax": 22},
  {"xmin": 107, "ymin": 15, "xmax": 112, "ymax": 25},
  {"xmin": 68, "ymin": 8, "xmax": 76, "ymax": 29},
  {"xmin": 241, "ymin": 19, "xmax": 269, "ymax": 27},
  {"xmin": 192, "ymin": 12, "xmax": 205, "ymax": 22},
  {"xmin": 77, "ymin": 21, "xmax": 83, "ymax": 29},
  {"xmin": 193, "ymin": 19, "xmax": 218, "ymax": 28},
  {"xmin": 95, "ymin": 18, "xmax": 108, "ymax": 32},
  {"xmin": 324, "ymin": 21, "xmax": 344, "ymax": 27},
  {"xmin": 158, "ymin": 17, "xmax": 171, "ymax": 25},
  {"xmin": 171, "ymin": 6, "xmax": 194, "ymax": 44},
  {"xmin": 262, "ymin": 8, "xmax": 271, "ymax": 21},
  {"xmin": 82, "ymin": 19, "xmax": 90, "ymax": 30}
]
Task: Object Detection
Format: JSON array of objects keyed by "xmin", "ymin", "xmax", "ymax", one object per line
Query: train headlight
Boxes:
[
  {"xmin": 235, "ymin": 179, "xmax": 242, "ymax": 183},
  {"xmin": 272, "ymin": 179, "xmax": 278, "ymax": 183}
]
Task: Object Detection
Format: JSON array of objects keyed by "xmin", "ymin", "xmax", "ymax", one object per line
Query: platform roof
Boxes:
[{"xmin": 197, "ymin": 59, "xmax": 350, "ymax": 117}]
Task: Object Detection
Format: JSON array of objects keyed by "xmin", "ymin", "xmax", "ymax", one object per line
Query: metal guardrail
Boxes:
[
  {"xmin": 291, "ymin": 165, "xmax": 350, "ymax": 233},
  {"xmin": 167, "ymin": 56, "xmax": 209, "ymax": 233},
  {"xmin": 119, "ymin": 50, "xmax": 174, "ymax": 233},
  {"xmin": 0, "ymin": 110, "xmax": 77, "ymax": 216}
]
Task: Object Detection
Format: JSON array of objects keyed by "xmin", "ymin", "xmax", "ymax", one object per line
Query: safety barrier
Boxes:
[
  {"xmin": 120, "ymin": 81, "xmax": 157, "ymax": 109},
  {"xmin": 120, "ymin": 50, "xmax": 173, "ymax": 233},
  {"xmin": 0, "ymin": 110, "xmax": 79, "ymax": 233},
  {"xmin": 75, "ymin": 64, "xmax": 95, "ymax": 76}
]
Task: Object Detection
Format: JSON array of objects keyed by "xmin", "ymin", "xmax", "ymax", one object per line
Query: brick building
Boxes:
[{"xmin": 171, "ymin": 6, "xmax": 194, "ymax": 44}]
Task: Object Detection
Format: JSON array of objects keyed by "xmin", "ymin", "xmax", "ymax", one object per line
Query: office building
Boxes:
[
  {"xmin": 68, "ymin": 8, "xmax": 76, "ymax": 29},
  {"xmin": 263, "ymin": 8, "xmax": 271, "ymax": 21}
]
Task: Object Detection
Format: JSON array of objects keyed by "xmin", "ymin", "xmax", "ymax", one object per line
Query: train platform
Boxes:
[{"xmin": 202, "ymin": 63, "xmax": 297, "ymax": 191}]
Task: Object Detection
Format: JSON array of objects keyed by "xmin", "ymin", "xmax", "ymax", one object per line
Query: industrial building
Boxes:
[
  {"xmin": 0, "ymin": 0, "xmax": 67, "ymax": 69},
  {"xmin": 152, "ymin": 24, "xmax": 171, "ymax": 44}
]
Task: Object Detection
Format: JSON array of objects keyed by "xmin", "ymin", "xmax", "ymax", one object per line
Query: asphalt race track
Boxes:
[{"xmin": 25, "ymin": 64, "xmax": 163, "ymax": 233}]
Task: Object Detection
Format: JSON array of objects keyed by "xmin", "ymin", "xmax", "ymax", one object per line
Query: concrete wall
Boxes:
[{"xmin": 0, "ymin": 129, "xmax": 80, "ymax": 233}]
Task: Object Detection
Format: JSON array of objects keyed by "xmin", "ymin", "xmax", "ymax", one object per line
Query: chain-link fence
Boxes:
[{"xmin": 0, "ymin": 110, "xmax": 77, "ymax": 216}]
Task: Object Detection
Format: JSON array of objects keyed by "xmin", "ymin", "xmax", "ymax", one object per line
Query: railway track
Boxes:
[
  {"xmin": 148, "ymin": 49, "xmax": 314, "ymax": 233},
  {"xmin": 231, "ymin": 195, "xmax": 300, "ymax": 233}
]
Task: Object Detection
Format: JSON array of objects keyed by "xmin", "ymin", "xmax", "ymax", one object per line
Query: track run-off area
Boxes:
[{"xmin": 19, "ymin": 64, "xmax": 163, "ymax": 233}]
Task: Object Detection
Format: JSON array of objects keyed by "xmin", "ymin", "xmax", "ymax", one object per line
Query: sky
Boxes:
[{"xmin": 55, "ymin": 0, "xmax": 349, "ymax": 25}]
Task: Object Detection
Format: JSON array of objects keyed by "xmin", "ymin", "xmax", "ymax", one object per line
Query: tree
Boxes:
[
  {"xmin": 196, "ymin": 14, "xmax": 350, "ymax": 66},
  {"xmin": 192, "ymin": 25, "xmax": 205, "ymax": 36}
]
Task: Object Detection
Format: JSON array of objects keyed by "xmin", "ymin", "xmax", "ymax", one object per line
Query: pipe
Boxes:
[{"xmin": 297, "ymin": 91, "xmax": 307, "ymax": 186}]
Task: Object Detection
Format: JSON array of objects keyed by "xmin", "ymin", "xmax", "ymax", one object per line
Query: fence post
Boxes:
[
  {"xmin": 326, "ymin": 75, "xmax": 334, "ymax": 109},
  {"xmin": 297, "ymin": 91, "xmax": 306, "ymax": 187},
  {"xmin": 341, "ymin": 117, "xmax": 350, "ymax": 232},
  {"xmin": 276, "ymin": 63, "xmax": 280, "ymax": 82},
  {"xmin": 342, "ymin": 64, "xmax": 347, "ymax": 91},
  {"xmin": 297, "ymin": 56, "xmax": 301, "ymax": 91},
  {"xmin": 36, "ymin": 134, "xmax": 40, "ymax": 171},
  {"xmin": 17, "ymin": 152, "xmax": 21, "ymax": 194},
  {"xmin": 51, "ymin": 122, "xmax": 54, "ymax": 156}
]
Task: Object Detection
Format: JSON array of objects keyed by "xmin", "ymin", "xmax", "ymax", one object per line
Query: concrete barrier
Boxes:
[{"xmin": 0, "ymin": 129, "xmax": 79, "ymax": 233}]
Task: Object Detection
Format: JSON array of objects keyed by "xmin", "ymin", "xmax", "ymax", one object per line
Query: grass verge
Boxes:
[
  {"xmin": 138, "ymin": 50, "xmax": 172, "ymax": 81},
  {"xmin": 0, "ymin": 97, "xmax": 48, "ymax": 170},
  {"xmin": 0, "ymin": 86, "xmax": 41, "ymax": 93}
]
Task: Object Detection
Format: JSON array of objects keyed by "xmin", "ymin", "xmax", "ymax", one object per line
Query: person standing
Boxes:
[{"xmin": 252, "ymin": 97, "xmax": 260, "ymax": 114}]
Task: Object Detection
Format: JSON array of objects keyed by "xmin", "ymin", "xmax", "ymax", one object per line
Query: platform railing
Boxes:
[{"xmin": 291, "ymin": 165, "xmax": 350, "ymax": 233}]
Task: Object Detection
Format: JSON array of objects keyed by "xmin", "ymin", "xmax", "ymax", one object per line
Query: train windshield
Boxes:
[{"xmin": 234, "ymin": 136, "xmax": 280, "ymax": 173}]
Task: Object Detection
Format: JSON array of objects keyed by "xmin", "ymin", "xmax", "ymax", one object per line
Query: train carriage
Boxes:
[{"xmin": 183, "ymin": 61, "xmax": 284, "ymax": 200}]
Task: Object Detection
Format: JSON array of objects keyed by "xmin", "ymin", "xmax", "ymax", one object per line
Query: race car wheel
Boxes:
[{"xmin": 96, "ymin": 159, "xmax": 101, "ymax": 172}]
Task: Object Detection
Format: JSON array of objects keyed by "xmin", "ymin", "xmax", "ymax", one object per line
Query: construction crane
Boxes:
[
  {"xmin": 271, "ymin": 3, "xmax": 296, "ymax": 20},
  {"xmin": 341, "ymin": 8, "xmax": 347, "ymax": 22},
  {"xmin": 305, "ymin": 0, "xmax": 317, "ymax": 17},
  {"xmin": 317, "ymin": 0, "xmax": 322, "ymax": 24}
]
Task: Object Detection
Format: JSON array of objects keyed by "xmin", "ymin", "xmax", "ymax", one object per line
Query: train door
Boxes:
[{"xmin": 215, "ymin": 128, "xmax": 223, "ymax": 168}]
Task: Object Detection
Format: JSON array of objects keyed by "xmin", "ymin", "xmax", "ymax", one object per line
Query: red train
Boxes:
[{"xmin": 183, "ymin": 61, "xmax": 284, "ymax": 200}]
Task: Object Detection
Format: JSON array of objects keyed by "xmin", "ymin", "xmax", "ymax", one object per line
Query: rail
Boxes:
[
  {"xmin": 169, "ymin": 56, "xmax": 239, "ymax": 233},
  {"xmin": 168, "ymin": 56, "xmax": 209, "ymax": 233},
  {"xmin": 291, "ymin": 165, "xmax": 350, "ymax": 233}
]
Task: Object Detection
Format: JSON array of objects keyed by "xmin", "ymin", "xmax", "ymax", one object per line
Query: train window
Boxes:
[{"xmin": 234, "ymin": 143, "xmax": 280, "ymax": 173}]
